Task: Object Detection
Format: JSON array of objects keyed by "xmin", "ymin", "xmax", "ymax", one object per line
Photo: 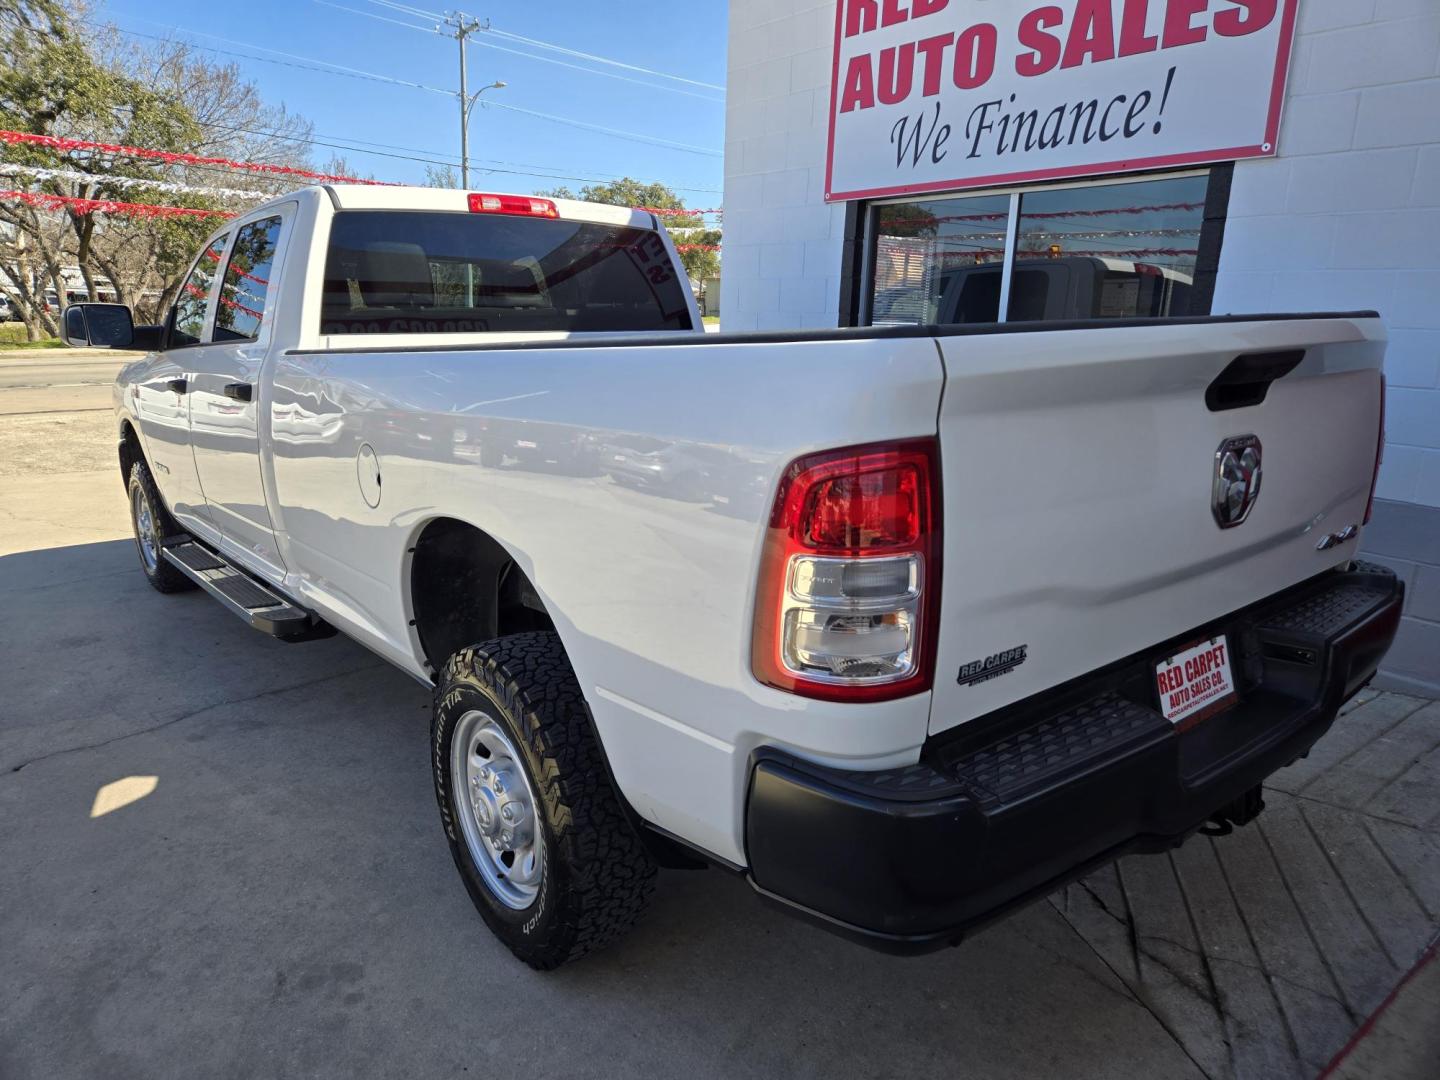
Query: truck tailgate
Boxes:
[{"xmin": 928, "ymin": 315, "xmax": 1386, "ymax": 736}]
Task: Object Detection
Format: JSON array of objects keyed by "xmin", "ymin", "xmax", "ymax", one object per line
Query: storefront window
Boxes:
[
  {"xmin": 870, "ymin": 195, "xmax": 1009, "ymax": 325},
  {"xmin": 863, "ymin": 173, "xmax": 1215, "ymax": 327},
  {"xmin": 1008, "ymin": 175, "xmax": 1207, "ymax": 322}
]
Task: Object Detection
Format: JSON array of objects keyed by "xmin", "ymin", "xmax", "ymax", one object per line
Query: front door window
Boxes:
[{"xmin": 171, "ymin": 236, "xmax": 229, "ymax": 347}]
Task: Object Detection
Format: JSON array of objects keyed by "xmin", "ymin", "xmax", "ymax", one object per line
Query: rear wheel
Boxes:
[
  {"xmin": 127, "ymin": 460, "xmax": 194, "ymax": 594},
  {"xmin": 431, "ymin": 632, "xmax": 656, "ymax": 968}
]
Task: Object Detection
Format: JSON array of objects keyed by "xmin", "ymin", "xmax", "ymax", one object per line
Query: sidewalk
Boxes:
[
  {"xmin": 1055, "ymin": 688, "xmax": 1440, "ymax": 1078},
  {"xmin": 1323, "ymin": 938, "xmax": 1440, "ymax": 1079}
]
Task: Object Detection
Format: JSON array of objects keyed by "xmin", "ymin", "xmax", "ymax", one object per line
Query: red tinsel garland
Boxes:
[{"xmin": 0, "ymin": 130, "xmax": 389, "ymax": 186}]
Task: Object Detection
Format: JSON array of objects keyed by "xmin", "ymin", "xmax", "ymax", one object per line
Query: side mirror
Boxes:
[{"xmin": 63, "ymin": 302, "xmax": 137, "ymax": 348}]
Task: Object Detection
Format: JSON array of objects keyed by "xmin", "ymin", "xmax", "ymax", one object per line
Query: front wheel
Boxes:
[
  {"xmin": 127, "ymin": 460, "xmax": 195, "ymax": 594},
  {"xmin": 431, "ymin": 633, "xmax": 656, "ymax": 969}
]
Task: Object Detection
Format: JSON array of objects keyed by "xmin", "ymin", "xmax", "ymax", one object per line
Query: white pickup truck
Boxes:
[{"xmin": 68, "ymin": 185, "xmax": 1403, "ymax": 969}]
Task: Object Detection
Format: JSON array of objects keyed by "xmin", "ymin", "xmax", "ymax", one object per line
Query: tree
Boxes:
[
  {"xmin": 1, "ymin": 7, "xmax": 323, "ymax": 333},
  {"xmin": 540, "ymin": 177, "xmax": 720, "ymax": 283},
  {"xmin": 0, "ymin": 1, "xmax": 76, "ymax": 337},
  {"xmin": 0, "ymin": 1, "xmax": 63, "ymax": 39},
  {"xmin": 425, "ymin": 164, "xmax": 460, "ymax": 189},
  {"xmin": 665, "ymin": 226, "xmax": 720, "ymax": 284},
  {"xmin": 109, "ymin": 39, "xmax": 315, "ymax": 319},
  {"xmin": 317, "ymin": 155, "xmax": 375, "ymax": 185},
  {"xmin": 877, "ymin": 202, "xmax": 939, "ymax": 237}
]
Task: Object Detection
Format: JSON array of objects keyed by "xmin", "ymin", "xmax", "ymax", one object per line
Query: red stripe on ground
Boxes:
[{"xmin": 1316, "ymin": 935, "xmax": 1440, "ymax": 1079}]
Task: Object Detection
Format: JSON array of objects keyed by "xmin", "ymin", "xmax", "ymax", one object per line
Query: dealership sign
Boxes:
[{"xmin": 824, "ymin": 0, "xmax": 1299, "ymax": 201}]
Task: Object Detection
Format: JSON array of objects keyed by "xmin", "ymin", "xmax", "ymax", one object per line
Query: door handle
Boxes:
[
  {"xmin": 223, "ymin": 383, "xmax": 254, "ymax": 402},
  {"xmin": 167, "ymin": 378, "xmax": 188, "ymax": 394}
]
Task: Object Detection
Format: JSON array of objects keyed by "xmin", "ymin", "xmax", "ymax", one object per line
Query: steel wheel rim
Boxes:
[
  {"xmin": 450, "ymin": 709, "xmax": 546, "ymax": 910},
  {"xmin": 132, "ymin": 484, "xmax": 159, "ymax": 572}
]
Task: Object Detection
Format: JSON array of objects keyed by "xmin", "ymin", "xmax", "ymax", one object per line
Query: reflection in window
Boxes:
[
  {"xmin": 215, "ymin": 217, "xmax": 282, "ymax": 342},
  {"xmin": 319, "ymin": 212, "xmax": 693, "ymax": 334},
  {"xmin": 864, "ymin": 173, "xmax": 1212, "ymax": 327},
  {"xmin": 869, "ymin": 195, "xmax": 1009, "ymax": 325},
  {"xmin": 1007, "ymin": 175, "xmax": 1207, "ymax": 321},
  {"xmin": 171, "ymin": 235, "xmax": 228, "ymax": 347}
]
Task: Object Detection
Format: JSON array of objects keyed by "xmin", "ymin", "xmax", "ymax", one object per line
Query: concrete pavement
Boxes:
[
  {"xmin": 0, "ymin": 539, "xmax": 1203, "ymax": 1080},
  {"xmin": 1, "ymin": 364, "xmax": 1436, "ymax": 1079},
  {"xmin": 0, "ymin": 353, "xmax": 134, "ymax": 553},
  {"xmin": 1325, "ymin": 940, "xmax": 1440, "ymax": 1079},
  {"xmin": 1056, "ymin": 689, "xmax": 1440, "ymax": 1077}
]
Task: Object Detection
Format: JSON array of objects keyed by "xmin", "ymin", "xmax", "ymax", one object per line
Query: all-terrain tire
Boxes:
[
  {"xmin": 126, "ymin": 460, "xmax": 195, "ymax": 594},
  {"xmin": 431, "ymin": 632, "xmax": 657, "ymax": 969}
]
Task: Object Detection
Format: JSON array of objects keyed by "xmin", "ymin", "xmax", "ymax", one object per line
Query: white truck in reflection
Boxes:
[
  {"xmin": 64, "ymin": 185, "xmax": 1401, "ymax": 970},
  {"xmin": 872, "ymin": 255, "xmax": 1195, "ymax": 325}
]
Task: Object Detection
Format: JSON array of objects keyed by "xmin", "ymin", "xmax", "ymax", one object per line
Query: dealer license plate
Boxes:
[{"xmin": 1155, "ymin": 636, "xmax": 1237, "ymax": 729}]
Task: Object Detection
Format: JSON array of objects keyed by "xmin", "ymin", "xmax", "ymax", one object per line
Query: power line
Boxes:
[
  {"xmin": 5, "ymin": 109, "xmax": 722, "ymax": 196},
  {"xmin": 129, "ymin": 21, "xmax": 453, "ymax": 95},
  {"xmin": 1, "ymin": 130, "xmax": 385, "ymax": 184},
  {"xmin": 88, "ymin": 19, "xmax": 723, "ymax": 158},
  {"xmin": 90, "ymin": 21, "xmax": 452, "ymax": 95},
  {"xmin": 362, "ymin": 0, "xmax": 444, "ymax": 20},
  {"xmin": 482, "ymin": 100, "xmax": 721, "ymax": 157},
  {"xmin": 210, "ymin": 123, "xmax": 723, "ymax": 193},
  {"xmin": 469, "ymin": 35, "xmax": 722, "ymax": 102},
  {"xmin": 11, "ymin": 17, "xmax": 725, "ymax": 185},
  {"xmin": 315, "ymin": 0, "xmax": 722, "ymax": 102},
  {"xmin": 202, "ymin": 119, "xmax": 723, "ymax": 191},
  {"xmin": 200, "ymin": 120, "xmax": 461, "ymax": 166},
  {"xmin": 485, "ymin": 26, "xmax": 724, "ymax": 92},
  {"xmin": 355, "ymin": 1, "xmax": 725, "ymax": 92},
  {"xmin": 313, "ymin": 0, "xmax": 434, "ymax": 34}
]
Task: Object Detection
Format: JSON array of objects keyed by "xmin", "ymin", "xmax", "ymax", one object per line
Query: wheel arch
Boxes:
[
  {"xmin": 405, "ymin": 515, "xmax": 707, "ymax": 872},
  {"xmin": 405, "ymin": 516, "xmax": 558, "ymax": 677},
  {"xmin": 118, "ymin": 416, "xmax": 144, "ymax": 479}
]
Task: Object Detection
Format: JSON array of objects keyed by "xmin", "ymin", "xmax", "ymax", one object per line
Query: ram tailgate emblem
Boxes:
[{"xmin": 1213, "ymin": 435, "xmax": 1263, "ymax": 529}]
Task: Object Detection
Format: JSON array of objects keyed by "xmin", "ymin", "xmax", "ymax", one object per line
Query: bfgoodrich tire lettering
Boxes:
[{"xmin": 431, "ymin": 632, "xmax": 656, "ymax": 969}]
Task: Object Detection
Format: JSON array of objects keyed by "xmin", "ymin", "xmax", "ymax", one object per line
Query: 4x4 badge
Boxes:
[{"xmin": 1213, "ymin": 435, "xmax": 1262, "ymax": 529}]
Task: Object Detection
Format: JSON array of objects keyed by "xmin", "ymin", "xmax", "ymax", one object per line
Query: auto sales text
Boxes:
[{"xmin": 836, "ymin": 0, "xmax": 1281, "ymax": 167}]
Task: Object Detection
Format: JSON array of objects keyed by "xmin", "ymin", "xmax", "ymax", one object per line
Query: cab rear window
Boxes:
[{"xmin": 319, "ymin": 211, "xmax": 693, "ymax": 335}]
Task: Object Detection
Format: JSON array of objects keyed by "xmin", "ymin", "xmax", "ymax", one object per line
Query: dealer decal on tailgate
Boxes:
[
  {"xmin": 958, "ymin": 645, "xmax": 1028, "ymax": 687},
  {"xmin": 1155, "ymin": 637, "xmax": 1237, "ymax": 730}
]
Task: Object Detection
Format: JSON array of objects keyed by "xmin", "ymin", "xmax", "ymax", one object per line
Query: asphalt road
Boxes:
[
  {"xmin": 0, "ymin": 350, "xmax": 138, "ymax": 389},
  {"xmin": 1, "ymin": 361, "xmax": 1435, "ymax": 1079}
]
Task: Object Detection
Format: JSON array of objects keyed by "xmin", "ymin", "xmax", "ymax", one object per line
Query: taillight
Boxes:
[
  {"xmin": 467, "ymin": 193, "xmax": 559, "ymax": 218},
  {"xmin": 1364, "ymin": 374, "xmax": 1386, "ymax": 526},
  {"xmin": 752, "ymin": 439, "xmax": 941, "ymax": 702}
]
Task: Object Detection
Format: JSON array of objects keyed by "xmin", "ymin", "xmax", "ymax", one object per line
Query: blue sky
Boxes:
[{"xmin": 94, "ymin": 0, "xmax": 728, "ymax": 205}]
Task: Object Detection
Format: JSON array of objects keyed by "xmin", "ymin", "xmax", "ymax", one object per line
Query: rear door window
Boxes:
[
  {"xmin": 213, "ymin": 216, "xmax": 282, "ymax": 342},
  {"xmin": 171, "ymin": 235, "xmax": 229, "ymax": 347},
  {"xmin": 320, "ymin": 211, "xmax": 693, "ymax": 335}
]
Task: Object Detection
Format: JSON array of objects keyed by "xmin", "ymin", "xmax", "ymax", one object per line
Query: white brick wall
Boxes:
[
  {"xmin": 723, "ymin": 0, "xmax": 845, "ymax": 332},
  {"xmin": 723, "ymin": 2, "xmax": 1440, "ymax": 507},
  {"xmin": 1212, "ymin": 5, "xmax": 1440, "ymax": 509}
]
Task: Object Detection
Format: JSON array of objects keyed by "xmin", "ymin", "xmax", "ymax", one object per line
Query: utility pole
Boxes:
[{"xmin": 440, "ymin": 12, "xmax": 503, "ymax": 188}]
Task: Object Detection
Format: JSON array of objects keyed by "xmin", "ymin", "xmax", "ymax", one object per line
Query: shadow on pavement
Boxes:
[
  {"xmin": 13, "ymin": 540, "xmax": 1435, "ymax": 1078},
  {"xmin": 0, "ymin": 538, "xmax": 1212, "ymax": 1079}
]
